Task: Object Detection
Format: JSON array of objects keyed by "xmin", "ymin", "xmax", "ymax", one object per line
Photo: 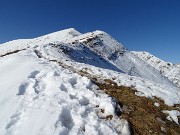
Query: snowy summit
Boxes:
[{"xmin": 0, "ymin": 28, "xmax": 179, "ymax": 135}]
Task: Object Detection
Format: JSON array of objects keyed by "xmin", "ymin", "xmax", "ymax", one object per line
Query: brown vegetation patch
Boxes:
[
  {"xmin": 0, "ymin": 49, "xmax": 27, "ymax": 57},
  {"xmin": 36, "ymin": 54, "xmax": 180, "ymax": 134},
  {"xmin": 94, "ymin": 81, "xmax": 180, "ymax": 135}
]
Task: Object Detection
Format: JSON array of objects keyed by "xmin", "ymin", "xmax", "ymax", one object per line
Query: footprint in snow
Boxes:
[
  {"xmin": 5, "ymin": 110, "xmax": 25, "ymax": 135},
  {"xmin": 54, "ymin": 71, "xmax": 60, "ymax": 76},
  {"xmin": 6, "ymin": 111, "xmax": 22, "ymax": 130},
  {"xmin": 55, "ymin": 107, "xmax": 74, "ymax": 130},
  {"xmin": 17, "ymin": 82, "xmax": 29, "ymax": 96},
  {"xmin": 17, "ymin": 70, "xmax": 45, "ymax": 96},
  {"xmin": 28, "ymin": 70, "xmax": 40, "ymax": 78},
  {"xmin": 60, "ymin": 84, "xmax": 68, "ymax": 92},
  {"xmin": 68, "ymin": 77, "xmax": 77, "ymax": 87},
  {"xmin": 78, "ymin": 96, "xmax": 89, "ymax": 106}
]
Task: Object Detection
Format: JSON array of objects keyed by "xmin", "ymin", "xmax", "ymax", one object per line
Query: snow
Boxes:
[
  {"xmin": 154, "ymin": 102, "xmax": 160, "ymax": 107},
  {"xmin": 132, "ymin": 51, "xmax": 180, "ymax": 87},
  {"xmin": 163, "ymin": 110, "xmax": 180, "ymax": 124},
  {"xmin": 65, "ymin": 62, "xmax": 180, "ymax": 106},
  {"xmin": 0, "ymin": 28, "xmax": 81, "ymax": 57},
  {"xmin": 59, "ymin": 30, "xmax": 175, "ymax": 87},
  {"xmin": 0, "ymin": 50, "xmax": 130, "ymax": 135},
  {"xmin": 35, "ymin": 36, "xmax": 180, "ymax": 106},
  {"xmin": 0, "ymin": 28, "xmax": 180, "ymax": 134}
]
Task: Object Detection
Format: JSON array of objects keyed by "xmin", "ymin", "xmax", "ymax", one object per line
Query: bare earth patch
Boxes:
[{"xmin": 94, "ymin": 79, "xmax": 180, "ymax": 135}]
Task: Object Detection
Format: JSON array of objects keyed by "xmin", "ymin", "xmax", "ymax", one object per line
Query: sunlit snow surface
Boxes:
[
  {"xmin": 0, "ymin": 28, "xmax": 180, "ymax": 134},
  {"xmin": 0, "ymin": 51, "xmax": 130, "ymax": 135},
  {"xmin": 132, "ymin": 51, "xmax": 180, "ymax": 87}
]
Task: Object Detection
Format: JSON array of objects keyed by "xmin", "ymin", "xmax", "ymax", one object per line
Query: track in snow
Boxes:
[{"xmin": 5, "ymin": 67, "xmax": 129, "ymax": 135}]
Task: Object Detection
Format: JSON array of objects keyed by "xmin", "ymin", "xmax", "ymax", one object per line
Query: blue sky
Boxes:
[{"xmin": 0, "ymin": 0, "xmax": 180, "ymax": 63}]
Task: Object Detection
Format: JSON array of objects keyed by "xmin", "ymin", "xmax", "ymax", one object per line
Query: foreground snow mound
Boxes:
[
  {"xmin": 0, "ymin": 51, "xmax": 130, "ymax": 135},
  {"xmin": 132, "ymin": 51, "xmax": 180, "ymax": 87}
]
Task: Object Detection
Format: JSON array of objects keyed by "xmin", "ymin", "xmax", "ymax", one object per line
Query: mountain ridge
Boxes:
[
  {"xmin": 0, "ymin": 28, "xmax": 179, "ymax": 135},
  {"xmin": 132, "ymin": 51, "xmax": 180, "ymax": 87}
]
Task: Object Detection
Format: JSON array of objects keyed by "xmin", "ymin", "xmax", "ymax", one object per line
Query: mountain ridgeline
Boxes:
[
  {"xmin": 0, "ymin": 28, "xmax": 179, "ymax": 88},
  {"xmin": 0, "ymin": 28, "xmax": 180, "ymax": 135}
]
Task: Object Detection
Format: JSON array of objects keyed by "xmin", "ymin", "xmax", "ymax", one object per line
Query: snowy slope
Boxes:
[
  {"xmin": 0, "ymin": 28, "xmax": 81, "ymax": 56},
  {"xmin": 0, "ymin": 28, "xmax": 180, "ymax": 134},
  {"xmin": 0, "ymin": 50, "xmax": 130, "ymax": 135},
  {"xmin": 132, "ymin": 51, "xmax": 180, "ymax": 87},
  {"xmin": 58, "ymin": 30, "xmax": 175, "ymax": 86},
  {"xmin": 36, "ymin": 43, "xmax": 180, "ymax": 106}
]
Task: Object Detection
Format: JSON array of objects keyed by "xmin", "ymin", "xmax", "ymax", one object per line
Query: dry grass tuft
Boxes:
[{"xmin": 94, "ymin": 81, "xmax": 180, "ymax": 135}]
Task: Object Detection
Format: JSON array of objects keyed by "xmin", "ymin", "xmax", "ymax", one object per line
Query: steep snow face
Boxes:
[
  {"xmin": 64, "ymin": 30, "xmax": 125, "ymax": 59},
  {"xmin": 132, "ymin": 51, "xmax": 180, "ymax": 87},
  {"xmin": 58, "ymin": 31, "xmax": 175, "ymax": 86},
  {"xmin": 0, "ymin": 28, "xmax": 81, "ymax": 56},
  {"xmin": 0, "ymin": 50, "xmax": 130, "ymax": 135}
]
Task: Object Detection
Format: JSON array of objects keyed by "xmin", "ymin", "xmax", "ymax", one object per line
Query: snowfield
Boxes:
[
  {"xmin": 0, "ymin": 51, "xmax": 130, "ymax": 135},
  {"xmin": 0, "ymin": 28, "xmax": 180, "ymax": 134}
]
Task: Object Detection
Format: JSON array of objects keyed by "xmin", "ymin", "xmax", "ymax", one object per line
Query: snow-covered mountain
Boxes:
[
  {"xmin": 0, "ymin": 28, "xmax": 179, "ymax": 135},
  {"xmin": 61, "ymin": 30, "xmax": 175, "ymax": 86},
  {"xmin": 0, "ymin": 28, "xmax": 81, "ymax": 57},
  {"xmin": 132, "ymin": 51, "xmax": 180, "ymax": 87}
]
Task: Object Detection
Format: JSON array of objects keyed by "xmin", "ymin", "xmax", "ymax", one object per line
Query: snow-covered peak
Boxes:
[
  {"xmin": 90, "ymin": 30, "xmax": 108, "ymax": 36},
  {"xmin": 33, "ymin": 29, "xmax": 173, "ymax": 86},
  {"xmin": 132, "ymin": 51, "xmax": 173, "ymax": 67},
  {"xmin": 132, "ymin": 51, "xmax": 180, "ymax": 87},
  {"xmin": 0, "ymin": 28, "xmax": 81, "ymax": 56},
  {"xmin": 1, "ymin": 28, "xmax": 80, "ymax": 46},
  {"xmin": 63, "ymin": 30, "xmax": 125, "ymax": 59},
  {"xmin": 35, "ymin": 28, "xmax": 81, "ymax": 44}
]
